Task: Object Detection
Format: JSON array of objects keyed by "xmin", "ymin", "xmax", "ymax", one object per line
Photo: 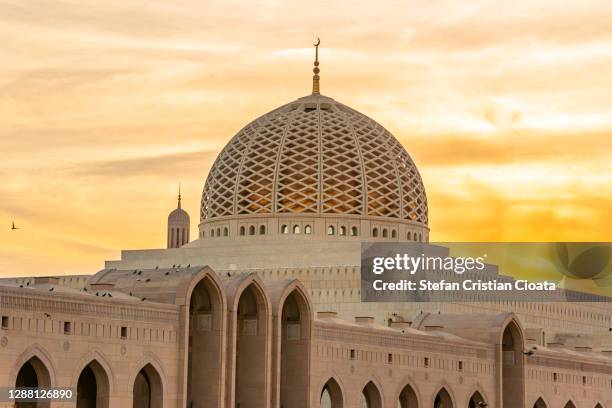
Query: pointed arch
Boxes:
[
  {"xmin": 532, "ymin": 396, "xmax": 548, "ymax": 408},
  {"xmin": 132, "ymin": 362, "xmax": 164, "ymax": 408},
  {"xmin": 361, "ymin": 380, "xmax": 383, "ymax": 408},
  {"xmin": 267, "ymin": 280, "xmax": 313, "ymax": 408},
  {"xmin": 396, "ymin": 376, "xmax": 419, "ymax": 408},
  {"xmin": 319, "ymin": 376, "xmax": 343, "ymax": 408},
  {"xmin": 127, "ymin": 353, "xmax": 168, "ymax": 405},
  {"xmin": 70, "ymin": 350, "xmax": 116, "ymax": 395},
  {"xmin": 75, "ymin": 359, "xmax": 111, "ymax": 408},
  {"xmin": 564, "ymin": 400, "xmax": 577, "ymax": 408},
  {"xmin": 468, "ymin": 390, "xmax": 486, "ymax": 408},
  {"xmin": 9, "ymin": 344, "xmax": 57, "ymax": 390},
  {"xmin": 224, "ymin": 273, "xmax": 272, "ymax": 408},
  {"xmin": 182, "ymin": 267, "xmax": 226, "ymax": 408},
  {"xmin": 13, "ymin": 352, "xmax": 54, "ymax": 408},
  {"xmin": 500, "ymin": 317, "xmax": 525, "ymax": 408},
  {"xmin": 433, "ymin": 386, "xmax": 454, "ymax": 408}
]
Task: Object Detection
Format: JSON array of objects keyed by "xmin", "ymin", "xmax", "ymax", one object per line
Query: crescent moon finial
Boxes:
[{"xmin": 312, "ymin": 37, "xmax": 321, "ymax": 94}]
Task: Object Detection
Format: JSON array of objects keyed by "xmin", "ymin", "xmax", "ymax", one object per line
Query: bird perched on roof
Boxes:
[{"xmin": 11, "ymin": 221, "xmax": 19, "ymax": 230}]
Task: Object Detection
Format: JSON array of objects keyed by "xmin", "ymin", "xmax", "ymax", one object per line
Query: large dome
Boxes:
[
  {"xmin": 199, "ymin": 93, "xmax": 428, "ymax": 241},
  {"xmin": 201, "ymin": 93, "xmax": 428, "ymax": 225},
  {"xmin": 201, "ymin": 94, "xmax": 428, "ymax": 241}
]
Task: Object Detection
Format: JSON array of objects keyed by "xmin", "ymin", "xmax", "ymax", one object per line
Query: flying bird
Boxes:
[{"xmin": 11, "ymin": 222, "xmax": 19, "ymax": 230}]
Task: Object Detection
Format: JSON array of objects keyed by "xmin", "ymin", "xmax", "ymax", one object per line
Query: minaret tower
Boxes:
[{"xmin": 167, "ymin": 184, "xmax": 190, "ymax": 248}]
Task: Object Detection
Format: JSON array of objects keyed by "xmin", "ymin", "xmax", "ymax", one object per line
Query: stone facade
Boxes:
[{"xmin": 1, "ymin": 268, "xmax": 610, "ymax": 408}]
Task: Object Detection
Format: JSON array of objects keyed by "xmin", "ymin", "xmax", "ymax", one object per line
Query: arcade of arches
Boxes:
[{"xmin": 1, "ymin": 269, "xmax": 610, "ymax": 408}]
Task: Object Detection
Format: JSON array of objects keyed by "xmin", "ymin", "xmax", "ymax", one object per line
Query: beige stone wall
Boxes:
[
  {"xmin": 1, "ymin": 267, "xmax": 611, "ymax": 408},
  {"xmin": 311, "ymin": 319, "xmax": 497, "ymax": 407},
  {"xmin": 0, "ymin": 288, "xmax": 180, "ymax": 408}
]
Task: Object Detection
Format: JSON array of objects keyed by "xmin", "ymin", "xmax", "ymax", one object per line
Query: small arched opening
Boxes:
[
  {"xmin": 468, "ymin": 391, "xmax": 485, "ymax": 408},
  {"xmin": 361, "ymin": 381, "xmax": 382, "ymax": 408},
  {"xmin": 133, "ymin": 363, "xmax": 163, "ymax": 408},
  {"xmin": 398, "ymin": 383, "xmax": 418, "ymax": 408},
  {"xmin": 76, "ymin": 360, "xmax": 110, "ymax": 408},
  {"xmin": 564, "ymin": 401, "xmax": 577, "ymax": 408},
  {"xmin": 434, "ymin": 387, "xmax": 453, "ymax": 408},
  {"xmin": 533, "ymin": 397, "xmax": 547, "ymax": 408},
  {"xmin": 15, "ymin": 356, "xmax": 52, "ymax": 408},
  {"xmin": 320, "ymin": 378, "xmax": 342, "ymax": 408}
]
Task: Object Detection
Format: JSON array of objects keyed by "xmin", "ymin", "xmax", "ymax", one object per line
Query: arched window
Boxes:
[
  {"xmin": 391, "ymin": 230, "xmax": 397, "ymax": 239},
  {"xmin": 351, "ymin": 226, "xmax": 358, "ymax": 236},
  {"xmin": 407, "ymin": 231, "xmax": 411, "ymax": 240},
  {"xmin": 398, "ymin": 384, "xmax": 418, "ymax": 408},
  {"xmin": 418, "ymin": 233, "xmax": 422, "ymax": 242},
  {"xmin": 223, "ymin": 227, "xmax": 228, "ymax": 237},
  {"xmin": 372, "ymin": 228, "xmax": 378, "ymax": 237},
  {"xmin": 327, "ymin": 226, "xmax": 335, "ymax": 235},
  {"xmin": 259, "ymin": 225, "xmax": 266, "ymax": 235},
  {"xmin": 469, "ymin": 391, "xmax": 486, "ymax": 408},
  {"xmin": 362, "ymin": 381, "xmax": 382, "ymax": 408},
  {"xmin": 304, "ymin": 225, "xmax": 312, "ymax": 234},
  {"xmin": 240, "ymin": 226, "xmax": 246, "ymax": 236},
  {"xmin": 281, "ymin": 225, "xmax": 289, "ymax": 234},
  {"xmin": 76, "ymin": 360, "xmax": 110, "ymax": 408},
  {"xmin": 434, "ymin": 387, "xmax": 453, "ymax": 408},
  {"xmin": 133, "ymin": 364, "xmax": 163, "ymax": 408},
  {"xmin": 249, "ymin": 225, "xmax": 255, "ymax": 235},
  {"xmin": 211, "ymin": 229, "xmax": 215, "ymax": 237},
  {"xmin": 533, "ymin": 397, "xmax": 548, "ymax": 408},
  {"xmin": 339, "ymin": 226, "xmax": 346, "ymax": 236},
  {"xmin": 216, "ymin": 228, "xmax": 221, "ymax": 237},
  {"xmin": 382, "ymin": 228, "xmax": 388, "ymax": 238},
  {"xmin": 320, "ymin": 378, "xmax": 343, "ymax": 408},
  {"xmin": 293, "ymin": 225, "xmax": 301, "ymax": 234}
]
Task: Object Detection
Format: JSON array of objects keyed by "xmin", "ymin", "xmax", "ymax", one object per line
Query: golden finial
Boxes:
[
  {"xmin": 312, "ymin": 37, "xmax": 321, "ymax": 94},
  {"xmin": 178, "ymin": 182, "xmax": 182, "ymax": 209}
]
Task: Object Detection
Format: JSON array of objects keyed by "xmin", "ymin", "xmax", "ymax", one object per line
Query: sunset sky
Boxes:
[{"xmin": 1, "ymin": 0, "xmax": 611, "ymax": 277}]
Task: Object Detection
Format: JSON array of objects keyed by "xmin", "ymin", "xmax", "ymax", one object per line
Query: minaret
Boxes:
[{"xmin": 167, "ymin": 184, "xmax": 190, "ymax": 248}]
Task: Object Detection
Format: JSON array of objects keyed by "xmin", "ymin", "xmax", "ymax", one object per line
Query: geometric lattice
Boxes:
[{"xmin": 201, "ymin": 93, "xmax": 428, "ymax": 225}]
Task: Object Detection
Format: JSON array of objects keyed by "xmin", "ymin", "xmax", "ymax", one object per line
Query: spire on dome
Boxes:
[
  {"xmin": 312, "ymin": 38, "xmax": 321, "ymax": 94},
  {"xmin": 177, "ymin": 183, "xmax": 182, "ymax": 209}
]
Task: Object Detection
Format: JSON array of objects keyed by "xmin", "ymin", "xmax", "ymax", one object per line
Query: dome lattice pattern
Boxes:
[{"xmin": 201, "ymin": 95, "xmax": 428, "ymax": 225}]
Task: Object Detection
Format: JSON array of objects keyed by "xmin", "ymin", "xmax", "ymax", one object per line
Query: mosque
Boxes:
[{"xmin": 0, "ymin": 43, "xmax": 610, "ymax": 408}]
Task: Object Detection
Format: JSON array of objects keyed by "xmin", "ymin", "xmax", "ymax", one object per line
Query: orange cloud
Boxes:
[{"xmin": 1, "ymin": 0, "xmax": 611, "ymax": 277}]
